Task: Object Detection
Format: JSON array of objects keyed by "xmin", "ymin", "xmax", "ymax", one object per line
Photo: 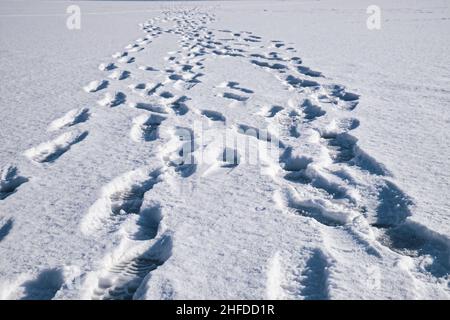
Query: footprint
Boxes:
[
  {"xmin": 298, "ymin": 249, "xmax": 330, "ymax": 300},
  {"xmin": 83, "ymin": 80, "xmax": 108, "ymax": 93},
  {"xmin": 377, "ymin": 222, "xmax": 450, "ymax": 278},
  {"xmin": 0, "ymin": 166, "xmax": 28, "ymax": 200},
  {"xmin": 80, "ymin": 168, "xmax": 163, "ymax": 235},
  {"xmin": 159, "ymin": 91, "xmax": 175, "ymax": 99},
  {"xmin": 218, "ymin": 81, "xmax": 254, "ymax": 94},
  {"xmin": 129, "ymin": 102, "xmax": 167, "ymax": 114},
  {"xmin": 98, "ymin": 63, "xmax": 116, "ymax": 71},
  {"xmin": 200, "ymin": 109, "xmax": 225, "ymax": 122},
  {"xmin": 286, "ymin": 75, "xmax": 320, "ymax": 88},
  {"xmin": 146, "ymin": 83, "xmax": 163, "ymax": 96},
  {"xmin": 24, "ymin": 130, "xmax": 88, "ymax": 163},
  {"xmin": 301, "ymin": 99, "xmax": 326, "ymax": 120},
  {"xmin": 112, "ymin": 52, "xmax": 128, "ymax": 59},
  {"xmin": 170, "ymin": 96, "xmax": 189, "ymax": 115},
  {"xmin": 92, "ymin": 233, "xmax": 173, "ymax": 300},
  {"xmin": 129, "ymin": 204, "xmax": 162, "ymax": 241},
  {"xmin": 47, "ymin": 108, "xmax": 89, "ymax": 132},
  {"xmin": 138, "ymin": 65, "xmax": 159, "ymax": 72},
  {"xmin": 97, "ymin": 92, "xmax": 126, "ymax": 107},
  {"xmin": 130, "ymin": 114, "xmax": 166, "ymax": 142},
  {"xmin": 321, "ymin": 132, "xmax": 387, "ymax": 175},
  {"xmin": 266, "ymin": 105, "xmax": 284, "ymax": 118},
  {"xmin": 250, "ymin": 60, "xmax": 287, "ymax": 70},
  {"xmin": 297, "ymin": 66, "xmax": 322, "ymax": 77},
  {"xmin": 279, "ymin": 147, "xmax": 312, "ymax": 172},
  {"xmin": 0, "ymin": 218, "xmax": 13, "ymax": 241},
  {"xmin": 283, "ymin": 189, "xmax": 349, "ymax": 227},
  {"xmin": 108, "ymin": 70, "xmax": 130, "ymax": 81},
  {"xmin": 19, "ymin": 268, "xmax": 65, "ymax": 300},
  {"xmin": 118, "ymin": 56, "xmax": 135, "ymax": 64},
  {"xmin": 220, "ymin": 92, "xmax": 249, "ymax": 102},
  {"xmin": 320, "ymin": 85, "xmax": 359, "ymax": 110}
]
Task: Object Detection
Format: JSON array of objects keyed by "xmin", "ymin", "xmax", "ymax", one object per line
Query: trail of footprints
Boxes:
[{"xmin": 3, "ymin": 8, "xmax": 448, "ymax": 299}]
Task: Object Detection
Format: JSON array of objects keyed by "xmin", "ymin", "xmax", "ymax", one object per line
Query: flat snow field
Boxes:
[{"xmin": 0, "ymin": 0, "xmax": 449, "ymax": 300}]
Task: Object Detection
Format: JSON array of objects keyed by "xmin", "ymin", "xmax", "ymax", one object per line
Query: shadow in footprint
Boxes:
[
  {"xmin": 201, "ymin": 110, "xmax": 225, "ymax": 122},
  {"xmin": 299, "ymin": 249, "xmax": 329, "ymax": 300},
  {"xmin": 379, "ymin": 223, "xmax": 450, "ymax": 278},
  {"xmin": 94, "ymin": 233, "xmax": 173, "ymax": 300},
  {"xmin": 323, "ymin": 133, "xmax": 387, "ymax": 176},
  {"xmin": 132, "ymin": 205, "xmax": 162, "ymax": 241},
  {"xmin": 266, "ymin": 105, "xmax": 283, "ymax": 118},
  {"xmin": 0, "ymin": 218, "xmax": 13, "ymax": 241},
  {"xmin": 20, "ymin": 268, "xmax": 64, "ymax": 300},
  {"xmin": 373, "ymin": 181, "xmax": 412, "ymax": 228},
  {"xmin": 0, "ymin": 166, "xmax": 28, "ymax": 200}
]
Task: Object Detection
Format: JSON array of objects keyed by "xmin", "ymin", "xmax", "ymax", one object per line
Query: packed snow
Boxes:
[{"xmin": 0, "ymin": 0, "xmax": 449, "ymax": 300}]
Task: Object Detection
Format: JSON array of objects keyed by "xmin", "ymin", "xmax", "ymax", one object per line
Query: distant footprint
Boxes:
[
  {"xmin": 97, "ymin": 92, "xmax": 126, "ymax": 107},
  {"xmin": 297, "ymin": 66, "xmax": 322, "ymax": 78},
  {"xmin": 108, "ymin": 70, "xmax": 130, "ymax": 81},
  {"xmin": 301, "ymin": 99, "xmax": 326, "ymax": 121},
  {"xmin": 0, "ymin": 166, "xmax": 28, "ymax": 200},
  {"xmin": 220, "ymin": 92, "xmax": 249, "ymax": 102},
  {"xmin": 129, "ymin": 102, "xmax": 167, "ymax": 114},
  {"xmin": 218, "ymin": 81, "xmax": 254, "ymax": 94},
  {"xmin": 24, "ymin": 130, "xmax": 88, "ymax": 163},
  {"xmin": 251, "ymin": 60, "xmax": 287, "ymax": 71},
  {"xmin": 98, "ymin": 63, "xmax": 116, "ymax": 71},
  {"xmin": 83, "ymin": 80, "xmax": 108, "ymax": 93},
  {"xmin": 265, "ymin": 105, "xmax": 284, "ymax": 118},
  {"xmin": 0, "ymin": 218, "xmax": 13, "ymax": 241},
  {"xmin": 47, "ymin": 108, "xmax": 89, "ymax": 132},
  {"xmin": 200, "ymin": 109, "xmax": 225, "ymax": 122}
]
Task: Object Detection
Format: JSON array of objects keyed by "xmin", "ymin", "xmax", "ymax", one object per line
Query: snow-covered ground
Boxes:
[{"xmin": 0, "ymin": 0, "xmax": 449, "ymax": 300}]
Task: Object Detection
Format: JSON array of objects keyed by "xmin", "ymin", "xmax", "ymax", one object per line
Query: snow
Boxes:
[{"xmin": 0, "ymin": 0, "xmax": 449, "ymax": 300}]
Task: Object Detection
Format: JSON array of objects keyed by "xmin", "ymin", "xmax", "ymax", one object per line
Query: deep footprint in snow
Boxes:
[
  {"xmin": 250, "ymin": 59, "xmax": 287, "ymax": 71},
  {"xmin": 220, "ymin": 92, "xmax": 249, "ymax": 102},
  {"xmin": 19, "ymin": 268, "xmax": 65, "ymax": 300},
  {"xmin": 47, "ymin": 108, "xmax": 89, "ymax": 132},
  {"xmin": 130, "ymin": 114, "xmax": 167, "ymax": 142},
  {"xmin": 318, "ymin": 84, "xmax": 359, "ymax": 110},
  {"xmin": 298, "ymin": 249, "xmax": 330, "ymax": 300},
  {"xmin": 129, "ymin": 102, "xmax": 168, "ymax": 114},
  {"xmin": 218, "ymin": 81, "xmax": 254, "ymax": 94},
  {"xmin": 376, "ymin": 222, "xmax": 450, "ymax": 278},
  {"xmin": 0, "ymin": 218, "xmax": 13, "ymax": 241},
  {"xmin": 170, "ymin": 96, "xmax": 190, "ymax": 115},
  {"xmin": 97, "ymin": 92, "xmax": 126, "ymax": 107},
  {"xmin": 83, "ymin": 80, "xmax": 108, "ymax": 93},
  {"xmin": 265, "ymin": 105, "xmax": 284, "ymax": 118},
  {"xmin": 320, "ymin": 132, "xmax": 387, "ymax": 176},
  {"xmin": 200, "ymin": 109, "xmax": 226, "ymax": 122},
  {"xmin": 108, "ymin": 70, "xmax": 130, "ymax": 81},
  {"xmin": 92, "ymin": 233, "xmax": 172, "ymax": 300},
  {"xmin": 0, "ymin": 166, "xmax": 28, "ymax": 200},
  {"xmin": 300, "ymin": 99, "xmax": 326, "ymax": 121},
  {"xmin": 80, "ymin": 168, "xmax": 163, "ymax": 235},
  {"xmin": 24, "ymin": 130, "xmax": 88, "ymax": 163}
]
